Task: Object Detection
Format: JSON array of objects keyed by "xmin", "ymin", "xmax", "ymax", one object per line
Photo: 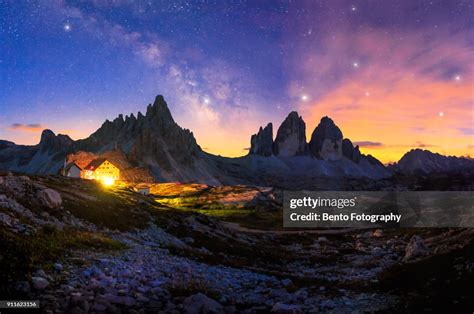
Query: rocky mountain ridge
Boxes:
[
  {"xmin": 2, "ymin": 95, "xmax": 467, "ymax": 186},
  {"xmin": 390, "ymin": 149, "xmax": 474, "ymax": 175},
  {"xmin": 249, "ymin": 113, "xmax": 380, "ymax": 167}
]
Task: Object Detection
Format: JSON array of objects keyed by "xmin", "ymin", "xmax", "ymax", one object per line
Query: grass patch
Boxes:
[
  {"xmin": 220, "ymin": 210, "xmax": 284, "ymax": 230},
  {"xmin": 378, "ymin": 240, "xmax": 474, "ymax": 312},
  {"xmin": 0, "ymin": 226, "xmax": 125, "ymax": 284},
  {"xmin": 40, "ymin": 176, "xmax": 153, "ymax": 231}
]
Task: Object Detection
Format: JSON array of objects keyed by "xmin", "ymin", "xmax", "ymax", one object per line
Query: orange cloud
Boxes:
[
  {"xmin": 294, "ymin": 28, "xmax": 474, "ymax": 163},
  {"xmin": 9, "ymin": 123, "xmax": 44, "ymax": 133}
]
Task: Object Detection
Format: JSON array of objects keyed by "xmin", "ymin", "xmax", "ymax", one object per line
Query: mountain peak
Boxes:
[
  {"xmin": 394, "ymin": 148, "xmax": 474, "ymax": 174},
  {"xmin": 286, "ymin": 111, "xmax": 300, "ymax": 119},
  {"xmin": 274, "ymin": 111, "xmax": 307, "ymax": 157},
  {"xmin": 39, "ymin": 129, "xmax": 73, "ymax": 152},
  {"xmin": 146, "ymin": 95, "xmax": 174, "ymax": 123},
  {"xmin": 249, "ymin": 123, "xmax": 273, "ymax": 156},
  {"xmin": 308, "ymin": 116, "xmax": 343, "ymax": 160},
  {"xmin": 40, "ymin": 129, "xmax": 56, "ymax": 143}
]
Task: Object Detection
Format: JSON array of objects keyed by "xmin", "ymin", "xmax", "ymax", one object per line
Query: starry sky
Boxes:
[{"xmin": 1, "ymin": 0, "xmax": 473, "ymax": 163}]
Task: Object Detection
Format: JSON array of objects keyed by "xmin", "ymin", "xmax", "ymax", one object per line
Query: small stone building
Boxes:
[
  {"xmin": 133, "ymin": 184, "xmax": 150, "ymax": 195},
  {"xmin": 64, "ymin": 162, "xmax": 82, "ymax": 178}
]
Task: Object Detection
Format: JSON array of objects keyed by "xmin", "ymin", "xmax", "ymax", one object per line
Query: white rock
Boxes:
[
  {"xmin": 37, "ymin": 188, "xmax": 62, "ymax": 209},
  {"xmin": 317, "ymin": 236, "xmax": 328, "ymax": 242},
  {"xmin": 31, "ymin": 277, "xmax": 49, "ymax": 290}
]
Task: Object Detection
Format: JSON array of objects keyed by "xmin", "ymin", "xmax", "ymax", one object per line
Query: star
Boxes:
[
  {"xmin": 365, "ymin": 91, "xmax": 370, "ymax": 96},
  {"xmin": 439, "ymin": 112, "xmax": 444, "ymax": 117},
  {"xmin": 454, "ymin": 75, "xmax": 461, "ymax": 81},
  {"xmin": 203, "ymin": 97, "xmax": 210, "ymax": 104},
  {"xmin": 63, "ymin": 23, "xmax": 72, "ymax": 32},
  {"xmin": 351, "ymin": 5, "xmax": 357, "ymax": 12},
  {"xmin": 301, "ymin": 94, "xmax": 308, "ymax": 101},
  {"xmin": 353, "ymin": 62, "xmax": 359, "ymax": 68}
]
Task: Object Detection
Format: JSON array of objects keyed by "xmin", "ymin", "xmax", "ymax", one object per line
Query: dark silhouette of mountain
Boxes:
[
  {"xmin": 390, "ymin": 149, "xmax": 474, "ymax": 175},
  {"xmin": 248, "ymin": 112, "xmax": 384, "ymax": 169}
]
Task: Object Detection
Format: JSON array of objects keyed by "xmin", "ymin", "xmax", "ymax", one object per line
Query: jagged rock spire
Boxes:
[
  {"xmin": 273, "ymin": 111, "xmax": 307, "ymax": 157},
  {"xmin": 249, "ymin": 123, "xmax": 273, "ymax": 156},
  {"xmin": 146, "ymin": 95, "xmax": 174, "ymax": 123},
  {"xmin": 308, "ymin": 116, "xmax": 343, "ymax": 160},
  {"xmin": 342, "ymin": 138, "xmax": 361, "ymax": 163}
]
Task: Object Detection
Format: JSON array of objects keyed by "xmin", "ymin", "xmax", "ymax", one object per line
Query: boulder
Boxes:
[
  {"xmin": 273, "ymin": 112, "xmax": 307, "ymax": 157},
  {"xmin": 308, "ymin": 117, "xmax": 343, "ymax": 160},
  {"xmin": 249, "ymin": 123, "xmax": 273, "ymax": 156},
  {"xmin": 372, "ymin": 229, "xmax": 384, "ymax": 238},
  {"xmin": 37, "ymin": 188, "xmax": 62, "ymax": 209},
  {"xmin": 31, "ymin": 276, "xmax": 49, "ymax": 290},
  {"xmin": 0, "ymin": 212, "xmax": 16, "ymax": 227},
  {"xmin": 404, "ymin": 235, "xmax": 429, "ymax": 261},
  {"xmin": 182, "ymin": 293, "xmax": 224, "ymax": 314},
  {"xmin": 53, "ymin": 263, "xmax": 63, "ymax": 272}
]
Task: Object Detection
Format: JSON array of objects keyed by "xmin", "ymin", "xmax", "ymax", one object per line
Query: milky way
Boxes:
[{"xmin": 0, "ymin": 1, "xmax": 473, "ymax": 162}]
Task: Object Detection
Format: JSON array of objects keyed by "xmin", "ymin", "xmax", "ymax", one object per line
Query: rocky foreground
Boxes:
[{"xmin": 1, "ymin": 174, "xmax": 473, "ymax": 313}]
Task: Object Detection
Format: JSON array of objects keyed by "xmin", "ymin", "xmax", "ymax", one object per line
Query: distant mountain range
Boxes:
[
  {"xmin": 389, "ymin": 149, "xmax": 474, "ymax": 175},
  {"xmin": 1, "ymin": 95, "xmax": 472, "ymax": 187}
]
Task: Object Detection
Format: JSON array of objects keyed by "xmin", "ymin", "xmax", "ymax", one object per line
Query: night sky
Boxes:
[{"xmin": 1, "ymin": 0, "xmax": 473, "ymax": 163}]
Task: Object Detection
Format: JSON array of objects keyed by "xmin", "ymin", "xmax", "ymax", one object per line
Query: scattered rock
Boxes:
[
  {"xmin": 0, "ymin": 211, "xmax": 15, "ymax": 226},
  {"xmin": 271, "ymin": 302, "xmax": 303, "ymax": 314},
  {"xmin": 182, "ymin": 237, "xmax": 195, "ymax": 244},
  {"xmin": 372, "ymin": 229, "xmax": 384, "ymax": 238},
  {"xmin": 31, "ymin": 277, "xmax": 49, "ymax": 290},
  {"xmin": 183, "ymin": 293, "xmax": 224, "ymax": 314},
  {"xmin": 92, "ymin": 302, "xmax": 108, "ymax": 312},
  {"xmin": 34, "ymin": 269, "xmax": 47, "ymax": 278},
  {"xmin": 37, "ymin": 188, "xmax": 62, "ymax": 209},
  {"xmin": 53, "ymin": 263, "xmax": 63, "ymax": 273},
  {"xmin": 317, "ymin": 236, "xmax": 329, "ymax": 243},
  {"xmin": 69, "ymin": 306, "xmax": 86, "ymax": 314},
  {"xmin": 61, "ymin": 284, "xmax": 74, "ymax": 294},
  {"xmin": 404, "ymin": 235, "xmax": 429, "ymax": 261}
]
